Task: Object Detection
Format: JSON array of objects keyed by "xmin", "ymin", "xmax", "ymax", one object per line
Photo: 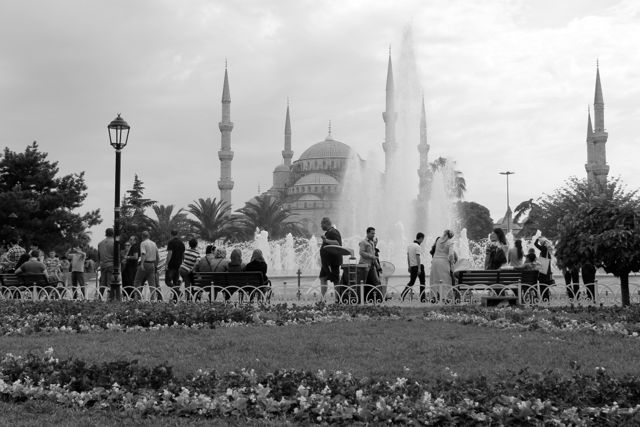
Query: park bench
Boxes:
[
  {"xmin": 456, "ymin": 270, "xmax": 539, "ymax": 306},
  {"xmin": 0, "ymin": 273, "xmax": 64, "ymax": 299},
  {"xmin": 191, "ymin": 271, "xmax": 270, "ymax": 302}
]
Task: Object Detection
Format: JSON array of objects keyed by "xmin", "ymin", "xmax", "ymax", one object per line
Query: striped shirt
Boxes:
[{"xmin": 180, "ymin": 248, "xmax": 200, "ymax": 272}]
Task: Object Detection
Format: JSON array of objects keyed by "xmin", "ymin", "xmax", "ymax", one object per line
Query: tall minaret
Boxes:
[
  {"xmin": 218, "ymin": 63, "xmax": 234, "ymax": 208},
  {"xmin": 585, "ymin": 63, "xmax": 609, "ymax": 189},
  {"xmin": 417, "ymin": 94, "xmax": 432, "ymax": 202},
  {"xmin": 382, "ymin": 50, "xmax": 397, "ymax": 174},
  {"xmin": 282, "ymin": 102, "xmax": 293, "ymax": 167}
]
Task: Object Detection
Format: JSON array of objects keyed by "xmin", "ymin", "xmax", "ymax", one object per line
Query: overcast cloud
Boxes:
[{"xmin": 1, "ymin": 0, "xmax": 639, "ymax": 243}]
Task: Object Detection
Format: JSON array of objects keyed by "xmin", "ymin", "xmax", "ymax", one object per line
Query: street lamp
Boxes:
[
  {"xmin": 499, "ymin": 171, "xmax": 515, "ymax": 234},
  {"xmin": 108, "ymin": 114, "xmax": 130, "ymax": 301}
]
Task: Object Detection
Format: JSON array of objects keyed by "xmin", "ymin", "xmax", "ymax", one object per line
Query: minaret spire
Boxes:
[
  {"xmin": 282, "ymin": 102, "xmax": 293, "ymax": 167},
  {"xmin": 218, "ymin": 63, "xmax": 234, "ymax": 208},
  {"xmin": 585, "ymin": 63, "xmax": 609, "ymax": 190},
  {"xmin": 382, "ymin": 50, "xmax": 397, "ymax": 174}
]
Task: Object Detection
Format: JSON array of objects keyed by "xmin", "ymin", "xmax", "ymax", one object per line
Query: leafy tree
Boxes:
[
  {"xmin": 455, "ymin": 201, "xmax": 493, "ymax": 241},
  {"xmin": 148, "ymin": 204, "xmax": 189, "ymax": 247},
  {"xmin": 430, "ymin": 157, "xmax": 466, "ymax": 200},
  {"xmin": 0, "ymin": 142, "xmax": 101, "ymax": 250},
  {"xmin": 186, "ymin": 197, "xmax": 231, "ymax": 242},
  {"xmin": 552, "ymin": 179, "xmax": 640, "ymax": 306},
  {"xmin": 231, "ymin": 194, "xmax": 308, "ymax": 240},
  {"xmin": 513, "ymin": 198, "xmax": 544, "ymax": 238},
  {"xmin": 120, "ymin": 175, "xmax": 156, "ymax": 238}
]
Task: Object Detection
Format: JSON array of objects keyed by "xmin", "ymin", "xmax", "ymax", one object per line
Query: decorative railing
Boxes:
[{"xmin": 1, "ymin": 281, "xmax": 638, "ymax": 306}]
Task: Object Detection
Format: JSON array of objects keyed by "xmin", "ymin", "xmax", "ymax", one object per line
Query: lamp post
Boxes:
[
  {"xmin": 499, "ymin": 171, "xmax": 515, "ymax": 234},
  {"xmin": 108, "ymin": 114, "xmax": 130, "ymax": 301}
]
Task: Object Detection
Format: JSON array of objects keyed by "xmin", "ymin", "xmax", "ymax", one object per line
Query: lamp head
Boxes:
[{"xmin": 108, "ymin": 114, "xmax": 130, "ymax": 150}]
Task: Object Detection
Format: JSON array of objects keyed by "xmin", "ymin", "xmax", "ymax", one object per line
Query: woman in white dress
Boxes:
[{"xmin": 429, "ymin": 229, "xmax": 456, "ymax": 300}]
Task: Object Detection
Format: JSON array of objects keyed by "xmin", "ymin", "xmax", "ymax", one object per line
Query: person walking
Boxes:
[
  {"xmin": 401, "ymin": 232, "xmax": 426, "ymax": 302},
  {"xmin": 318, "ymin": 217, "xmax": 342, "ymax": 298},
  {"xmin": 97, "ymin": 228, "xmax": 115, "ymax": 299},
  {"xmin": 358, "ymin": 226, "xmax": 382, "ymax": 302},
  {"xmin": 165, "ymin": 230, "xmax": 186, "ymax": 301},
  {"xmin": 133, "ymin": 231, "xmax": 160, "ymax": 300}
]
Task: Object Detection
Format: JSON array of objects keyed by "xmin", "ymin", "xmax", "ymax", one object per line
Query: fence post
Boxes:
[{"xmin": 296, "ymin": 268, "xmax": 301, "ymax": 301}]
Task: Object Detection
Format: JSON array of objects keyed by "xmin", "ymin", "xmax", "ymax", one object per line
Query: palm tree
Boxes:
[
  {"xmin": 186, "ymin": 197, "xmax": 231, "ymax": 242},
  {"xmin": 231, "ymin": 194, "xmax": 307, "ymax": 240},
  {"xmin": 148, "ymin": 204, "xmax": 188, "ymax": 246},
  {"xmin": 430, "ymin": 157, "xmax": 467, "ymax": 200},
  {"xmin": 513, "ymin": 198, "xmax": 543, "ymax": 238}
]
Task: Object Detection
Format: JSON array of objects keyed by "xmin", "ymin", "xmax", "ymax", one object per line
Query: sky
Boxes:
[{"xmin": 1, "ymin": 0, "xmax": 640, "ymax": 244}]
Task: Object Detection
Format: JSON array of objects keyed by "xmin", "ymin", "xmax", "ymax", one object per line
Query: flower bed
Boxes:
[
  {"xmin": 426, "ymin": 305, "xmax": 640, "ymax": 338},
  {"xmin": 1, "ymin": 349, "xmax": 640, "ymax": 424},
  {"xmin": 0, "ymin": 301, "xmax": 400, "ymax": 336}
]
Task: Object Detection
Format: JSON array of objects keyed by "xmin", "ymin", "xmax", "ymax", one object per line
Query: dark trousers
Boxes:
[
  {"xmin": 564, "ymin": 268, "xmax": 580, "ymax": 299},
  {"xmin": 71, "ymin": 271, "xmax": 85, "ymax": 299},
  {"xmin": 165, "ymin": 268, "xmax": 180, "ymax": 300},
  {"xmin": 401, "ymin": 265, "xmax": 426, "ymax": 301}
]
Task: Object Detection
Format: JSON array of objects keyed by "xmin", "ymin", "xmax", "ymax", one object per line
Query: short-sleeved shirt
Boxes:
[
  {"xmin": 97, "ymin": 237, "xmax": 115, "ymax": 268},
  {"xmin": 69, "ymin": 252, "xmax": 86, "ymax": 272},
  {"xmin": 6, "ymin": 245, "xmax": 26, "ymax": 268},
  {"xmin": 16, "ymin": 259, "xmax": 47, "ymax": 275},
  {"xmin": 407, "ymin": 241, "xmax": 422, "ymax": 267},
  {"xmin": 140, "ymin": 239, "xmax": 159, "ymax": 263},
  {"xmin": 180, "ymin": 248, "xmax": 200, "ymax": 272},
  {"xmin": 166, "ymin": 237, "xmax": 186, "ymax": 269}
]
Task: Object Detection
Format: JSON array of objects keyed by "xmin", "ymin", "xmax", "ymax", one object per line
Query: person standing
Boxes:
[
  {"xmin": 4, "ymin": 238, "xmax": 26, "ymax": 272},
  {"xmin": 401, "ymin": 232, "xmax": 426, "ymax": 302},
  {"xmin": 429, "ymin": 229, "xmax": 455, "ymax": 301},
  {"xmin": 359, "ymin": 227, "xmax": 382, "ymax": 301},
  {"xmin": 97, "ymin": 228, "xmax": 115, "ymax": 297},
  {"xmin": 66, "ymin": 246, "xmax": 86, "ymax": 299},
  {"xmin": 318, "ymin": 217, "xmax": 342, "ymax": 298},
  {"xmin": 534, "ymin": 236, "xmax": 554, "ymax": 301},
  {"xmin": 44, "ymin": 251, "xmax": 62, "ymax": 284},
  {"xmin": 179, "ymin": 238, "xmax": 200, "ymax": 291},
  {"xmin": 133, "ymin": 231, "xmax": 160, "ymax": 299},
  {"xmin": 165, "ymin": 230, "xmax": 186, "ymax": 300},
  {"xmin": 508, "ymin": 239, "xmax": 524, "ymax": 268},
  {"xmin": 123, "ymin": 235, "xmax": 140, "ymax": 288}
]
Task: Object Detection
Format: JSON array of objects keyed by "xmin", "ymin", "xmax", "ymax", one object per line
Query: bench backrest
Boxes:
[
  {"xmin": 192, "ymin": 271, "xmax": 265, "ymax": 288},
  {"xmin": 0, "ymin": 273, "xmax": 50, "ymax": 287},
  {"xmin": 457, "ymin": 270, "xmax": 538, "ymax": 285}
]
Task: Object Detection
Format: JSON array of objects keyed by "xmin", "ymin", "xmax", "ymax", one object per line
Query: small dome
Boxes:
[
  {"xmin": 298, "ymin": 137, "xmax": 352, "ymax": 160},
  {"xmin": 294, "ymin": 173, "xmax": 339, "ymax": 186},
  {"xmin": 273, "ymin": 164, "xmax": 290, "ymax": 173}
]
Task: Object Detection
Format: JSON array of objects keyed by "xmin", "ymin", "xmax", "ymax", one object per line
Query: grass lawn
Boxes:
[{"xmin": 1, "ymin": 316, "xmax": 637, "ymax": 380}]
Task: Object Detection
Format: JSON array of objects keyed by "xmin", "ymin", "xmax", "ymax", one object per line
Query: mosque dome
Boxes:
[
  {"xmin": 298, "ymin": 194, "xmax": 322, "ymax": 201},
  {"xmin": 273, "ymin": 164, "xmax": 290, "ymax": 173},
  {"xmin": 298, "ymin": 136, "xmax": 352, "ymax": 161},
  {"xmin": 293, "ymin": 173, "xmax": 339, "ymax": 186}
]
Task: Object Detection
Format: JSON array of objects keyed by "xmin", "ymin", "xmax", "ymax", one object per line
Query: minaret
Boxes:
[
  {"xmin": 381, "ymin": 50, "xmax": 397, "ymax": 174},
  {"xmin": 218, "ymin": 63, "xmax": 234, "ymax": 208},
  {"xmin": 585, "ymin": 63, "xmax": 609, "ymax": 189},
  {"xmin": 417, "ymin": 94, "xmax": 432, "ymax": 202},
  {"xmin": 282, "ymin": 102, "xmax": 293, "ymax": 167}
]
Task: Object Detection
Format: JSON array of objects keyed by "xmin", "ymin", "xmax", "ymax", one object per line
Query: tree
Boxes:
[
  {"xmin": 186, "ymin": 197, "xmax": 231, "ymax": 242},
  {"xmin": 430, "ymin": 157, "xmax": 466, "ymax": 200},
  {"xmin": 455, "ymin": 201, "xmax": 493, "ymax": 241},
  {"xmin": 120, "ymin": 175, "xmax": 156, "ymax": 238},
  {"xmin": 148, "ymin": 204, "xmax": 189, "ymax": 247},
  {"xmin": 513, "ymin": 198, "xmax": 544, "ymax": 238},
  {"xmin": 232, "ymin": 194, "xmax": 308, "ymax": 240},
  {"xmin": 0, "ymin": 142, "xmax": 101, "ymax": 250},
  {"xmin": 549, "ymin": 178, "xmax": 640, "ymax": 306}
]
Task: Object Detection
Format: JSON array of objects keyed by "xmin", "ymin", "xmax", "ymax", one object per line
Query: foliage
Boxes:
[
  {"xmin": 513, "ymin": 198, "xmax": 544, "ymax": 238},
  {"xmin": 231, "ymin": 194, "xmax": 308, "ymax": 241},
  {"xmin": 0, "ymin": 142, "xmax": 101, "ymax": 251},
  {"xmin": 551, "ymin": 179, "xmax": 640, "ymax": 305},
  {"xmin": 186, "ymin": 197, "xmax": 231, "ymax": 242},
  {"xmin": 148, "ymin": 204, "xmax": 189, "ymax": 247},
  {"xmin": 430, "ymin": 156, "xmax": 466, "ymax": 200},
  {"xmin": 119, "ymin": 175, "xmax": 156, "ymax": 239},
  {"xmin": 455, "ymin": 201, "xmax": 493, "ymax": 240},
  {"xmin": 2, "ymin": 349, "xmax": 640, "ymax": 424}
]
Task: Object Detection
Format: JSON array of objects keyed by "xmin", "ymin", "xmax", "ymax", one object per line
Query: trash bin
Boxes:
[{"xmin": 336, "ymin": 264, "xmax": 381, "ymax": 304}]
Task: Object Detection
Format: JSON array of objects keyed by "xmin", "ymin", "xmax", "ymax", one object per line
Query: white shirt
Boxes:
[
  {"xmin": 407, "ymin": 242, "xmax": 422, "ymax": 267},
  {"xmin": 140, "ymin": 239, "xmax": 159, "ymax": 263}
]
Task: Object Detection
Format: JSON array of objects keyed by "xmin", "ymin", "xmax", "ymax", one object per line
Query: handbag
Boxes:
[{"xmin": 537, "ymin": 257, "xmax": 550, "ymax": 274}]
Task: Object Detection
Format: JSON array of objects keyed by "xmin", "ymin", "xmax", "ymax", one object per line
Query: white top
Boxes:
[{"xmin": 407, "ymin": 242, "xmax": 422, "ymax": 267}]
